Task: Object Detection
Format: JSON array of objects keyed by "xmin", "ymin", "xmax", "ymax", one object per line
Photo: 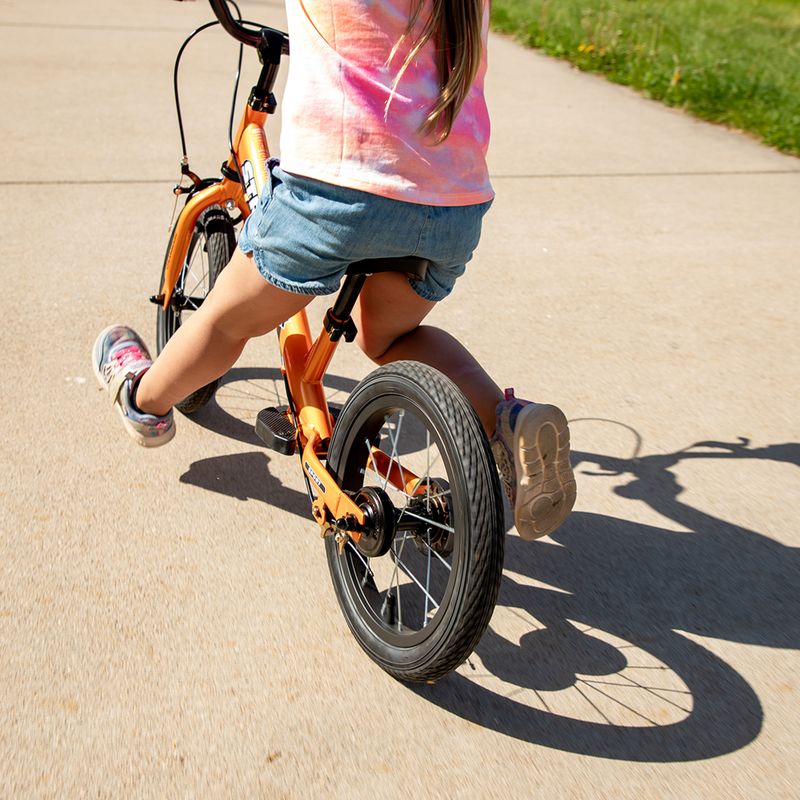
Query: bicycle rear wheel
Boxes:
[
  {"xmin": 155, "ymin": 204, "xmax": 235, "ymax": 414},
  {"xmin": 326, "ymin": 361, "xmax": 505, "ymax": 683}
]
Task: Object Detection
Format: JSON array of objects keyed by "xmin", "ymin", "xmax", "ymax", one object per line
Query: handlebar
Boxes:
[{"xmin": 207, "ymin": 0, "xmax": 289, "ymax": 55}]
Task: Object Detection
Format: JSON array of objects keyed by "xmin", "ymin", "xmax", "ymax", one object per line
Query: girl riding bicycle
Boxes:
[{"xmin": 93, "ymin": 0, "xmax": 576, "ymax": 541}]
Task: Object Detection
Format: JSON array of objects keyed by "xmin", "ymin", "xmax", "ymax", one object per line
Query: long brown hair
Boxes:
[{"xmin": 390, "ymin": 0, "xmax": 485, "ymax": 143}]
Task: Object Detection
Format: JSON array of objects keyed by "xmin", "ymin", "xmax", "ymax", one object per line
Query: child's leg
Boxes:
[
  {"xmin": 136, "ymin": 249, "xmax": 313, "ymax": 415},
  {"xmin": 353, "ymin": 272, "xmax": 502, "ymax": 435},
  {"xmin": 354, "ymin": 271, "xmax": 576, "ymax": 540}
]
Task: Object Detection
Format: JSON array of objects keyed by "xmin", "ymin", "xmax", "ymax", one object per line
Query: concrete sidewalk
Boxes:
[{"xmin": 1, "ymin": 0, "xmax": 798, "ymax": 797}]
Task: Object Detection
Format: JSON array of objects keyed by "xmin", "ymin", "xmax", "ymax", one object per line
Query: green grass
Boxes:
[{"xmin": 490, "ymin": 0, "xmax": 800, "ymax": 156}]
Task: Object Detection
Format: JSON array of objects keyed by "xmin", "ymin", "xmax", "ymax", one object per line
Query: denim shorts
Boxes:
[{"xmin": 237, "ymin": 161, "xmax": 492, "ymax": 301}]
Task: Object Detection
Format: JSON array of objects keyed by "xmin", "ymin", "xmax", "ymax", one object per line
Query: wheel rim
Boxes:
[{"xmin": 333, "ymin": 396, "xmax": 469, "ymax": 649}]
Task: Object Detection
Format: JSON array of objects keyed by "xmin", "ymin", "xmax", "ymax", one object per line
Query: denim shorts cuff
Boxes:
[
  {"xmin": 244, "ymin": 244, "xmax": 336, "ymax": 297},
  {"xmin": 237, "ymin": 234, "xmax": 256, "ymax": 257},
  {"xmin": 409, "ymin": 279, "xmax": 450, "ymax": 303}
]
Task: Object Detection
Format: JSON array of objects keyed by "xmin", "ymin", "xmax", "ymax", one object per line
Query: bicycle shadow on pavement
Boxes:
[
  {"xmin": 186, "ymin": 366, "xmax": 359, "ymax": 446},
  {"xmin": 178, "ymin": 365, "xmax": 432, "ymax": 506},
  {"xmin": 415, "ymin": 436, "xmax": 800, "ymax": 763},
  {"xmin": 176, "ymin": 367, "xmax": 360, "ymax": 517},
  {"xmin": 179, "ymin": 450, "xmax": 311, "ymax": 518}
]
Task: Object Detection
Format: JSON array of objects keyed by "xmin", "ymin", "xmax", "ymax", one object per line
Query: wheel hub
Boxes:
[
  {"xmin": 410, "ymin": 479, "xmax": 453, "ymax": 557},
  {"xmin": 353, "ymin": 486, "xmax": 395, "ymax": 558}
]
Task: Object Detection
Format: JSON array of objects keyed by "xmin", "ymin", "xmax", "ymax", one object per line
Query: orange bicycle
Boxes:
[{"xmin": 154, "ymin": 0, "xmax": 504, "ymax": 682}]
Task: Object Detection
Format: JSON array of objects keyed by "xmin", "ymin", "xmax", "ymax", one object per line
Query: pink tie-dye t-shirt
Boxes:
[{"xmin": 279, "ymin": 0, "xmax": 494, "ymax": 206}]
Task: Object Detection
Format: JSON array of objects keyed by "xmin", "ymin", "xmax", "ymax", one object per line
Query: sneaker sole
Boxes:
[{"xmin": 513, "ymin": 403, "xmax": 577, "ymax": 540}]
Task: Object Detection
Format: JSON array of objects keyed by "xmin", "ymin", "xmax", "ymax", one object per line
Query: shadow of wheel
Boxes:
[{"xmin": 414, "ymin": 621, "xmax": 761, "ymax": 762}]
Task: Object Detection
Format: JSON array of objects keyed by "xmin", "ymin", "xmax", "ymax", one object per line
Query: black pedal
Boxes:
[{"xmin": 255, "ymin": 406, "xmax": 297, "ymax": 455}]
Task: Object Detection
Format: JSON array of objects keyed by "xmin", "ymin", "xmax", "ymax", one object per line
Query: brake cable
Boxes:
[{"xmin": 171, "ymin": 0, "xmax": 250, "ymax": 188}]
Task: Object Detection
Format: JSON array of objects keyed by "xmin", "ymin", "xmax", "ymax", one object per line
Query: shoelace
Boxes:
[{"xmin": 102, "ymin": 343, "xmax": 149, "ymax": 381}]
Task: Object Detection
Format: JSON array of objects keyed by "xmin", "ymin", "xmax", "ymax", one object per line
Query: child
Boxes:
[{"xmin": 93, "ymin": 0, "xmax": 576, "ymax": 540}]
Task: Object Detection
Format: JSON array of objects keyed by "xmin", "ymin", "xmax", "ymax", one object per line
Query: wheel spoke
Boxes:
[
  {"xmin": 185, "ymin": 270, "xmax": 209, "ymax": 302},
  {"xmin": 415, "ymin": 537, "xmax": 453, "ymax": 572},
  {"xmin": 382, "ymin": 532, "xmax": 410, "ymax": 627},
  {"xmin": 184, "ymin": 276, "xmax": 209, "ymax": 306},
  {"xmin": 345, "ymin": 541, "xmax": 374, "ymax": 583},
  {"xmin": 183, "ymin": 243, "xmax": 210, "ymax": 301},
  {"xmin": 382, "ymin": 410, "xmax": 405, "ymax": 492},
  {"xmin": 425, "ymin": 428, "xmax": 431, "ymax": 512},
  {"xmin": 416, "ymin": 487, "xmax": 451, "ymax": 503},
  {"xmin": 365, "ymin": 437, "xmax": 388, "ymax": 487},
  {"xmin": 424, "ymin": 529, "xmax": 432, "ymax": 624},
  {"xmin": 391, "ymin": 550, "xmax": 441, "ymax": 613},
  {"xmin": 400, "ymin": 509, "xmax": 455, "ymax": 535}
]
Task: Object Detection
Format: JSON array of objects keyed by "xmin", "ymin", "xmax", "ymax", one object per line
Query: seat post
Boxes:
[
  {"xmin": 301, "ymin": 274, "xmax": 365, "ymax": 390},
  {"xmin": 331, "ymin": 273, "xmax": 367, "ymax": 321}
]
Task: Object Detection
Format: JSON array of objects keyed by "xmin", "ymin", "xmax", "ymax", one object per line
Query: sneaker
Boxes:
[
  {"xmin": 491, "ymin": 388, "xmax": 576, "ymax": 540},
  {"xmin": 92, "ymin": 325, "xmax": 175, "ymax": 447}
]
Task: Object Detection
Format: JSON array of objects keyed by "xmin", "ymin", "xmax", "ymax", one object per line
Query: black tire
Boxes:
[
  {"xmin": 325, "ymin": 361, "xmax": 505, "ymax": 683},
  {"xmin": 155, "ymin": 205, "xmax": 235, "ymax": 414}
]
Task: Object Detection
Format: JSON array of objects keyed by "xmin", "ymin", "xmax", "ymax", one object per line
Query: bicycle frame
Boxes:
[{"xmin": 157, "ymin": 18, "xmax": 429, "ymax": 540}]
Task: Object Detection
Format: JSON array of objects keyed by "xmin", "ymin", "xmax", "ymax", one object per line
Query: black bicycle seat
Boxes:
[{"xmin": 345, "ymin": 256, "xmax": 429, "ymax": 281}]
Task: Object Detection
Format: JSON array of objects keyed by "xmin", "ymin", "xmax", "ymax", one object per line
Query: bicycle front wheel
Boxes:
[
  {"xmin": 155, "ymin": 204, "xmax": 235, "ymax": 414},
  {"xmin": 326, "ymin": 361, "xmax": 505, "ymax": 683}
]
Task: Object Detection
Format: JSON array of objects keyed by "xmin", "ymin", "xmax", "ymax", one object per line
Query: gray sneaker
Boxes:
[
  {"xmin": 490, "ymin": 389, "xmax": 576, "ymax": 540},
  {"xmin": 92, "ymin": 325, "xmax": 175, "ymax": 447}
]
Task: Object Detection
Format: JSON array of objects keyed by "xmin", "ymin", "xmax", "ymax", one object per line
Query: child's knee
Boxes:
[
  {"xmin": 355, "ymin": 328, "xmax": 391, "ymax": 362},
  {"xmin": 200, "ymin": 306, "xmax": 270, "ymax": 342}
]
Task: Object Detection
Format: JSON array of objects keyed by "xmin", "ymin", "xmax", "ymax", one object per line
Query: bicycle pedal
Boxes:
[{"xmin": 255, "ymin": 406, "xmax": 297, "ymax": 455}]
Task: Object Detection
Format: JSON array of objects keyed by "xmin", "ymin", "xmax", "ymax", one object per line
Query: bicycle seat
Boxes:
[{"xmin": 345, "ymin": 256, "xmax": 429, "ymax": 281}]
